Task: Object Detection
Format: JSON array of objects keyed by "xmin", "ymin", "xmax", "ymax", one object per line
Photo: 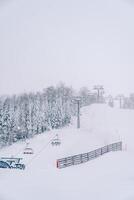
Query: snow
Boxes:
[{"xmin": 0, "ymin": 104, "xmax": 134, "ymax": 200}]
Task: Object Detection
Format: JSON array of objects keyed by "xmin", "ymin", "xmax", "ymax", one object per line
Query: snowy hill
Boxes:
[{"xmin": 0, "ymin": 104, "xmax": 134, "ymax": 200}]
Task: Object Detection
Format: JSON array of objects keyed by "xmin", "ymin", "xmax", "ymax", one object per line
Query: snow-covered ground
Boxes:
[{"xmin": 0, "ymin": 104, "xmax": 134, "ymax": 200}]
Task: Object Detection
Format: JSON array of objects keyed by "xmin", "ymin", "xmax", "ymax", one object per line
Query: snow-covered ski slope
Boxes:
[{"xmin": 0, "ymin": 104, "xmax": 134, "ymax": 200}]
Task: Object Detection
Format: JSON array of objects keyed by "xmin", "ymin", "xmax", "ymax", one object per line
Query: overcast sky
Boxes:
[{"xmin": 0, "ymin": 0, "xmax": 134, "ymax": 96}]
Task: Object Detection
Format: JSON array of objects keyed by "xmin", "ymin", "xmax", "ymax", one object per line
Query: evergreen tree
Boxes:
[{"xmin": 0, "ymin": 84, "xmax": 76, "ymax": 148}]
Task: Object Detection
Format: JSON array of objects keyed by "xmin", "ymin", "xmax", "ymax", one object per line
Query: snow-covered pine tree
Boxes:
[
  {"xmin": 0, "ymin": 84, "xmax": 76, "ymax": 147},
  {"xmin": 0, "ymin": 99, "xmax": 4, "ymax": 147},
  {"xmin": 2, "ymin": 98, "xmax": 11, "ymax": 145}
]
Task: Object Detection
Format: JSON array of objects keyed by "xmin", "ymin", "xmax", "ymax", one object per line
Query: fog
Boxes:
[{"xmin": 0, "ymin": 0, "xmax": 134, "ymax": 95}]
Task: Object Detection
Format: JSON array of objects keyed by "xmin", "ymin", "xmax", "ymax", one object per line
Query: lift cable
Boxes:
[{"xmin": 26, "ymin": 134, "xmax": 57, "ymax": 167}]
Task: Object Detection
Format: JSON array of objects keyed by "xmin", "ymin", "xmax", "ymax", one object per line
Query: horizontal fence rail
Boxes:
[{"xmin": 56, "ymin": 141, "xmax": 122, "ymax": 169}]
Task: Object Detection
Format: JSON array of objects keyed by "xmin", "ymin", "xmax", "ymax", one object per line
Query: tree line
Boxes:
[{"xmin": 0, "ymin": 84, "xmax": 98, "ymax": 148}]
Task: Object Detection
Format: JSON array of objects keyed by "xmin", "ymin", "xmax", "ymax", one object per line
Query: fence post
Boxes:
[
  {"xmin": 80, "ymin": 154, "xmax": 83, "ymax": 163},
  {"xmin": 120, "ymin": 142, "xmax": 122, "ymax": 151},
  {"xmin": 56, "ymin": 160, "xmax": 59, "ymax": 168},
  {"xmin": 107, "ymin": 145, "xmax": 109, "ymax": 152},
  {"xmin": 72, "ymin": 156, "xmax": 74, "ymax": 165},
  {"xmin": 101, "ymin": 147, "xmax": 102, "ymax": 155}
]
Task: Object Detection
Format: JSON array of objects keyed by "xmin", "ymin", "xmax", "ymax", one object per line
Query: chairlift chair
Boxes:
[
  {"xmin": 51, "ymin": 138, "xmax": 61, "ymax": 146},
  {"xmin": 23, "ymin": 147, "xmax": 34, "ymax": 154}
]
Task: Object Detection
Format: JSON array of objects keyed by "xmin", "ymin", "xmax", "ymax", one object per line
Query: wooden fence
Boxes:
[{"xmin": 56, "ymin": 141, "xmax": 122, "ymax": 169}]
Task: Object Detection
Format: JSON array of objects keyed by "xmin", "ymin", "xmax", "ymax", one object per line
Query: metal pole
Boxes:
[
  {"xmin": 97, "ymin": 89, "xmax": 100, "ymax": 103},
  {"xmin": 116, "ymin": 95, "xmax": 124, "ymax": 109},
  {"xmin": 119, "ymin": 98, "xmax": 122, "ymax": 109},
  {"xmin": 77, "ymin": 100, "xmax": 80, "ymax": 129},
  {"xmin": 72, "ymin": 97, "xmax": 81, "ymax": 129},
  {"xmin": 93, "ymin": 85, "xmax": 104, "ymax": 103}
]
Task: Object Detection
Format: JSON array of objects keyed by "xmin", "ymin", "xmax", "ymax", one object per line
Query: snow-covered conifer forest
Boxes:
[
  {"xmin": 0, "ymin": 85, "xmax": 72, "ymax": 147},
  {"xmin": 0, "ymin": 84, "xmax": 98, "ymax": 148},
  {"xmin": 0, "ymin": 83, "xmax": 134, "ymax": 149}
]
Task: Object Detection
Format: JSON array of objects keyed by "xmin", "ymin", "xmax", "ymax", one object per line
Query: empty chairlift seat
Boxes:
[
  {"xmin": 51, "ymin": 134, "xmax": 61, "ymax": 146},
  {"xmin": 51, "ymin": 139, "xmax": 61, "ymax": 146},
  {"xmin": 23, "ymin": 147, "xmax": 34, "ymax": 154}
]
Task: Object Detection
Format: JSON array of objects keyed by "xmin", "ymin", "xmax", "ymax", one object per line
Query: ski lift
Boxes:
[
  {"xmin": 23, "ymin": 147, "xmax": 34, "ymax": 154},
  {"xmin": 23, "ymin": 142, "xmax": 34, "ymax": 154},
  {"xmin": 51, "ymin": 134, "xmax": 61, "ymax": 146},
  {"xmin": 0, "ymin": 157, "xmax": 25, "ymax": 170}
]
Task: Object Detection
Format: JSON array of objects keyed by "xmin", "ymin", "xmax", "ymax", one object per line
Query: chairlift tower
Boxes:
[
  {"xmin": 115, "ymin": 95, "xmax": 124, "ymax": 109},
  {"xmin": 93, "ymin": 85, "xmax": 104, "ymax": 103},
  {"xmin": 72, "ymin": 96, "xmax": 81, "ymax": 129}
]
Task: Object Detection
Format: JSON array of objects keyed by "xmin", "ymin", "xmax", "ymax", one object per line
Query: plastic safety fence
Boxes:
[{"xmin": 56, "ymin": 141, "xmax": 122, "ymax": 169}]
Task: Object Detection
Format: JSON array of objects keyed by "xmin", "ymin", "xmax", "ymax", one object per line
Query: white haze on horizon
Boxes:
[{"xmin": 0, "ymin": 0, "xmax": 134, "ymax": 96}]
